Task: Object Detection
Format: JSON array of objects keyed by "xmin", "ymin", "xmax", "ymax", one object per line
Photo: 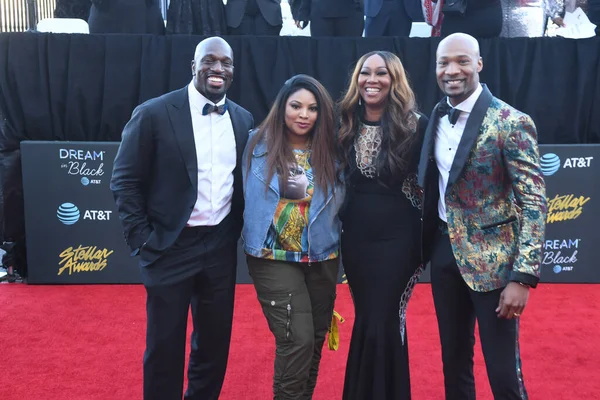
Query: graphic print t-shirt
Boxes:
[{"xmin": 260, "ymin": 149, "xmax": 338, "ymax": 262}]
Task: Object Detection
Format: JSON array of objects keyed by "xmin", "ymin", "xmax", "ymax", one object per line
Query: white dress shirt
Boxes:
[
  {"xmin": 186, "ymin": 81, "xmax": 237, "ymax": 226},
  {"xmin": 435, "ymin": 83, "xmax": 483, "ymax": 222}
]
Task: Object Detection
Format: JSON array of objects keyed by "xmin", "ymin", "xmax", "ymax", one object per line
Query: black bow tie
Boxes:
[
  {"xmin": 438, "ymin": 101, "xmax": 461, "ymax": 126},
  {"xmin": 202, "ymin": 103, "xmax": 228, "ymax": 116}
]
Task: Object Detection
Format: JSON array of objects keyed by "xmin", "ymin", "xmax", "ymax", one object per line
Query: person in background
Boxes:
[
  {"xmin": 88, "ymin": 0, "xmax": 165, "ymax": 34},
  {"xmin": 440, "ymin": 0, "xmax": 503, "ymax": 38},
  {"xmin": 364, "ymin": 0, "xmax": 420, "ymax": 37},
  {"xmin": 54, "ymin": 0, "xmax": 90, "ymax": 21},
  {"xmin": 226, "ymin": 0, "xmax": 283, "ymax": 36},
  {"xmin": 591, "ymin": 0, "xmax": 600, "ymax": 34},
  {"xmin": 242, "ymin": 74, "xmax": 344, "ymax": 399},
  {"xmin": 292, "ymin": 0, "xmax": 364, "ymax": 36},
  {"xmin": 338, "ymin": 51, "xmax": 429, "ymax": 399},
  {"xmin": 545, "ymin": 0, "xmax": 594, "ymax": 31},
  {"xmin": 167, "ymin": 0, "xmax": 228, "ymax": 35},
  {"xmin": 499, "ymin": 0, "xmax": 546, "ymax": 37}
]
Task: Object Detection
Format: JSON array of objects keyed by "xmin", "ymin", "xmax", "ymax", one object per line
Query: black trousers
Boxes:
[
  {"xmin": 365, "ymin": 1, "xmax": 412, "ymax": 37},
  {"xmin": 441, "ymin": 2, "xmax": 503, "ymax": 38},
  {"xmin": 142, "ymin": 220, "xmax": 238, "ymax": 400},
  {"xmin": 310, "ymin": 12, "xmax": 364, "ymax": 37},
  {"xmin": 430, "ymin": 229, "xmax": 527, "ymax": 400}
]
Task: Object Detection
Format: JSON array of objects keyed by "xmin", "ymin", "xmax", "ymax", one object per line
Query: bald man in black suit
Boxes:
[{"xmin": 111, "ymin": 37, "xmax": 253, "ymax": 400}]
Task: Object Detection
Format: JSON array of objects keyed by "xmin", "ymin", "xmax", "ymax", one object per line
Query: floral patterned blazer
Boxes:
[{"xmin": 418, "ymin": 85, "xmax": 547, "ymax": 292}]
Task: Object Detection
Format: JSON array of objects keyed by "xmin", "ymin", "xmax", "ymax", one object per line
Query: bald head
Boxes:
[
  {"xmin": 435, "ymin": 33, "xmax": 483, "ymax": 106},
  {"xmin": 194, "ymin": 37, "xmax": 233, "ymax": 62},
  {"xmin": 437, "ymin": 33, "xmax": 480, "ymax": 59},
  {"xmin": 191, "ymin": 36, "xmax": 234, "ymax": 103}
]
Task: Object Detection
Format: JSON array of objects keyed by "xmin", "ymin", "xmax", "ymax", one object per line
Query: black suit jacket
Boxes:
[
  {"xmin": 110, "ymin": 87, "xmax": 254, "ymax": 267},
  {"xmin": 364, "ymin": 0, "xmax": 423, "ymax": 19},
  {"xmin": 295, "ymin": 0, "xmax": 363, "ymax": 20},
  {"xmin": 225, "ymin": 0, "xmax": 283, "ymax": 28},
  {"xmin": 468, "ymin": 0, "xmax": 500, "ymax": 10}
]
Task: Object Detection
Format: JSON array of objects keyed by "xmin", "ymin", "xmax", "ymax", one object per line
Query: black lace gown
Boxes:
[
  {"xmin": 166, "ymin": 0, "xmax": 228, "ymax": 35},
  {"xmin": 54, "ymin": 0, "xmax": 90, "ymax": 20},
  {"xmin": 88, "ymin": 0, "xmax": 165, "ymax": 34},
  {"xmin": 341, "ymin": 116, "xmax": 428, "ymax": 400}
]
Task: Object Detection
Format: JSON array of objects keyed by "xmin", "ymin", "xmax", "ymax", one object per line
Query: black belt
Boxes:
[
  {"xmin": 184, "ymin": 224, "xmax": 220, "ymax": 233},
  {"xmin": 184, "ymin": 214, "xmax": 232, "ymax": 234}
]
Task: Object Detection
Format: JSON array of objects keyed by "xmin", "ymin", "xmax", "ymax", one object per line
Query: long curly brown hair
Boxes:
[
  {"xmin": 338, "ymin": 51, "xmax": 419, "ymax": 182},
  {"xmin": 245, "ymin": 74, "xmax": 339, "ymax": 193}
]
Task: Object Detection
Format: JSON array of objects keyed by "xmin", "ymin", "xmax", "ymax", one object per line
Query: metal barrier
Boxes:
[
  {"xmin": 36, "ymin": 0, "xmax": 57, "ymax": 26},
  {"xmin": 0, "ymin": 0, "xmax": 171, "ymax": 33},
  {"xmin": 1, "ymin": 0, "xmax": 57, "ymax": 32}
]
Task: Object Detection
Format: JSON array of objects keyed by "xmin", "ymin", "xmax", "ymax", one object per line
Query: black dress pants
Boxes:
[
  {"xmin": 310, "ymin": 11, "xmax": 364, "ymax": 37},
  {"xmin": 142, "ymin": 220, "xmax": 238, "ymax": 400},
  {"xmin": 430, "ymin": 228, "xmax": 528, "ymax": 400}
]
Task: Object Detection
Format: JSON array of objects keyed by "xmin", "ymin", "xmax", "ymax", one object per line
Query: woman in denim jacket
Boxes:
[{"xmin": 242, "ymin": 74, "xmax": 344, "ymax": 399}]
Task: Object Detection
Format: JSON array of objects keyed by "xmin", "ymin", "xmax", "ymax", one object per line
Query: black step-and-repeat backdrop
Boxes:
[
  {"xmin": 21, "ymin": 142, "xmax": 599, "ymax": 284},
  {"xmin": 22, "ymin": 141, "xmax": 255, "ymax": 284},
  {"xmin": 21, "ymin": 142, "xmax": 138, "ymax": 284},
  {"xmin": 537, "ymin": 144, "xmax": 599, "ymax": 282}
]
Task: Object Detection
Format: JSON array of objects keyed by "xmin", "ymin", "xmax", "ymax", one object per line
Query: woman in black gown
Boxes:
[
  {"xmin": 338, "ymin": 51, "xmax": 428, "ymax": 400},
  {"xmin": 88, "ymin": 0, "xmax": 165, "ymax": 34},
  {"xmin": 54, "ymin": 0, "xmax": 90, "ymax": 21},
  {"xmin": 167, "ymin": 0, "xmax": 228, "ymax": 35}
]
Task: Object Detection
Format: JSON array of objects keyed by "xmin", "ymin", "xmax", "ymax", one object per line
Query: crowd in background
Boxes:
[{"xmin": 51, "ymin": 0, "xmax": 600, "ymax": 38}]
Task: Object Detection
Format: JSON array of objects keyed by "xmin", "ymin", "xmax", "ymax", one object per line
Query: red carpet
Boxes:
[{"xmin": 1, "ymin": 283, "xmax": 599, "ymax": 399}]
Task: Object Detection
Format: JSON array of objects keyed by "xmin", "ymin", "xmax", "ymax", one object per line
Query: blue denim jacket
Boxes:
[{"xmin": 241, "ymin": 131, "xmax": 345, "ymax": 263}]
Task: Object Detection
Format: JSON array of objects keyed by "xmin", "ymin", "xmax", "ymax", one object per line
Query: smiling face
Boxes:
[
  {"xmin": 357, "ymin": 54, "xmax": 391, "ymax": 110},
  {"xmin": 284, "ymin": 88, "xmax": 318, "ymax": 146},
  {"xmin": 191, "ymin": 38, "xmax": 234, "ymax": 103},
  {"xmin": 436, "ymin": 34, "xmax": 483, "ymax": 106}
]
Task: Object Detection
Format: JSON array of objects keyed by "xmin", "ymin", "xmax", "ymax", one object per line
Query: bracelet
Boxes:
[{"xmin": 517, "ymin": 281, "xmax": 530, "ymax": 288}]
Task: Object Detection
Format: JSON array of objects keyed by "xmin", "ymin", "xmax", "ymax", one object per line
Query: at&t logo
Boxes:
[
  {"xmin": 562, "ymin": 156, "xmax": 593, "ymax": 169},
  {"xmin": 80, "ymin": 177, "xmax": 102, "ymax": 186},
  {"xmin": 57, "ymin": 202, "xmax": 112, "ymax": 225},
  {"xmin": 540, "ymin": 152, "xmax": 594, "ymax": 176},
  {"xmin": 552, "ymin": 265, "xmax": 574, "ymax": 274},
  {"xmin": 57, "ymin": 203, "xmax": 80, "ymax": 225},
  {"xmin": 540, "ymin": 153, "xmax": 560, "ymax": 176}
]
